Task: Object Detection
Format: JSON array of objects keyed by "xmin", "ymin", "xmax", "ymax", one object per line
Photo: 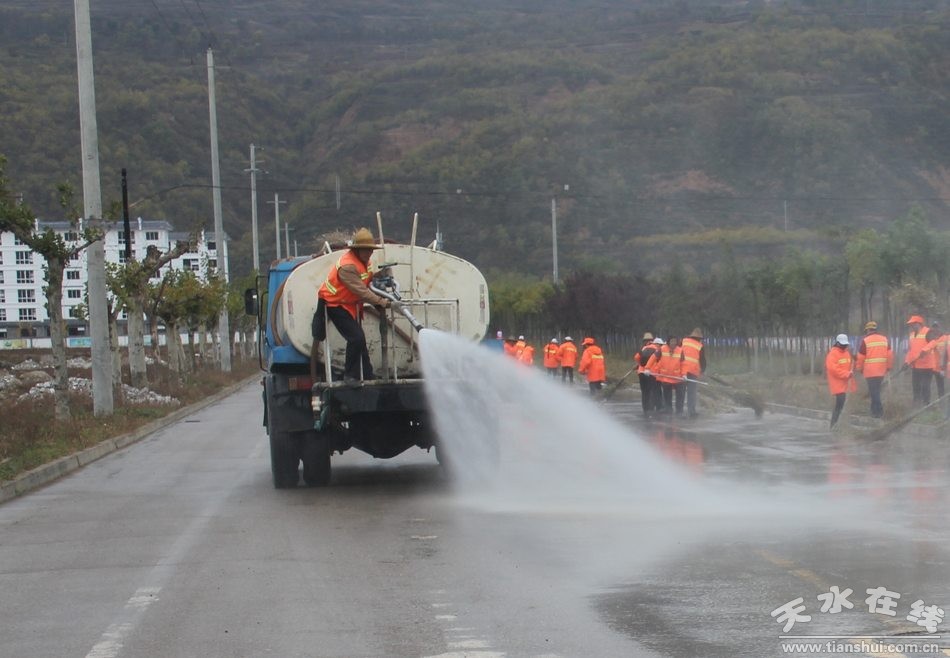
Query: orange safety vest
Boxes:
[
  {"xmin": 519, "ymin": 344, "xmax": 535, "ymax": 366},
  {"xmin": 905, "ymin": 327, "xmax": 936, "ymax": 370},
  {"xmin": 856, "ymin": 332, "xmax": 892, "ymax": 378},
  {"xmin": 680, "ymin": 337, "xmax": 704, "ymax": 377},
  {"xmin": 652, "ymin": 345, "xmax": 684, "ymax": 384},
  {"xmin": 317, "ymin": 250, "xmax": 373, "ymax": 320},
  {"xmin": 578, "ymin": 344, "xmax": 605, "ymax": 382},
  {"xmin": 514, "ymin": 340, "xmax": 526, "ymax": 358},
  {"xmin": 543, "ymin": 343, "xmax": 560, "ymax": 368},
  {"xmin": 557, "ymin": 341, "xmax": 577, "ymax": 368},
  {"xmin": 634, "ymin": 344, "xmax": 657, "ymax": 374},
  {"xmin": 503, "ymin": 341, "xmax": 517, "ymax": 357},
  {"xmin": 825, "ymin": 346, "xmax": 857, "ymax": 395}
]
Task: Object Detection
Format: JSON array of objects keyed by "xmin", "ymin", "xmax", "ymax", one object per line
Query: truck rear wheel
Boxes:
[
  {"xmin": 270, "ymin": 430, "xmax": 300, "ymax": 489},
  {"xmin": 302, "ymin": 432, "xmax": 331, "ymax": 487}
]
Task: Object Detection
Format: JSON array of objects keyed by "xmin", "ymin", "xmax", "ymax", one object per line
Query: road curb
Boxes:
[
  {"xmin": 0, "ymin": 374, "xmax": 260, "ymax": 505},
  {"xmin": 764, "ymin": 401, "xmax": 947, "ymax": 438}
]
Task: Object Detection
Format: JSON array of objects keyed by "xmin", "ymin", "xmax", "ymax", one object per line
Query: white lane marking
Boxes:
[{"xmin": 83, "ymin": 440, "xmax": 261, "ymax": 657}]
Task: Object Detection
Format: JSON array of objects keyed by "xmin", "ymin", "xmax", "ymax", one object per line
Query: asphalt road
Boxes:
[{"xmin": 1, "ymin": 384, "xmax": 949, "ymax": 658}]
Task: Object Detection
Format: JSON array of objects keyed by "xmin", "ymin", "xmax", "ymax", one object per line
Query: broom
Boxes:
[
  {"xmin": 705, "ymin": 373, "xmax": 766, "ymax": 417},
  {"xmin": 858, "ymin": 391, "xmax": 949, "ymax": 441}
]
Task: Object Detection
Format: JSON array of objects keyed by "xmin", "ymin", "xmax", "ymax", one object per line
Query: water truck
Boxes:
[{"xmin": 245, "ymin": 218, "xmax": 490, "ymax": 488}]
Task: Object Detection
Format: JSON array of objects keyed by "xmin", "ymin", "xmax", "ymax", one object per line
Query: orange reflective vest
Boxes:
[
  {"xmin": 650, "ymin": 345, "xmax": 684, "ymax": 384},
  {"xmin": 543, "ymin": 343, "xmax": 560, "ymax": 368},
  {"xmin": 557, "ymin": 341, "xmax": 577, "ymax": 368},
  {"xmin": 514, "ymin": 340, "xmax": 526, "ymax": 358},
  {"xmin": 578, "ymin": 344, "xmax": 605, "ymax": 382},
  {"xmin": 825, "ymin": 346, "xmax": 857, "ymax": 395},
  {"xmin": 634, "ymin": 344, "xmax": 658, "ymax": 374},
  {"xmin": 856, "ymin": 332, "xmax": 892, "ymax": 378},
  {"xmin": 519, "ymin": 344, "xmax": 535, "ymax": 366},
  {"xmin": 680, "ymin": 337, "xmax": 704, "ymax": 377},
  {"xmin": 318, "ymin": 250, "xmax": 372, "ymax": 320},
  {"xmin": 503, "ymin": 342, "xmax": 517, "ymax": 358},
  {"xmin": 905, "ymin": 327, "xmax": 936, "ymax": 370}
]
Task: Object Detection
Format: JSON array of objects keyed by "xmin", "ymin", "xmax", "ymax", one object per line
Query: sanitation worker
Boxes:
[
  {"xmin": 930, "ymin": 321, "xmax": 946, "ymax": 399},
  {"xmin": 514, "ymin": 335, "xmax": 527, "ymax": 359},
  {"xmin": 519, "ymin": 342, "xmax": 536, "ymax": 366},
  {"xmin": 647, "ymin": 336, "xmax": 684, "ymax": 415},
  {"xmin": 855, "ymin": 321, "xmax": 892, "ymax": 419},
  {"xmin": 543, "ymin": 338, "xmax": 561, "ymax": 377},
  {"xmin": 825, "ymin": 334, "xmax": 856, "ymax": 429},
  {"xmin": 634, "ymin": 332, "xmax": 659, "ymax": 417},
  {"xmin": 903, "ymin": 315, "xmax": 937, "ymax": 407},
  {"xmin": 312, "ymin": 227, "xmax": 393, "ymax": 383},
  {"xmin": 681, "ymin": 328, "xmax": 706, "ymax": 419},
  {"xmin": 578, "ymin": 336, "xmax": 606, "ymax": 395},
  {"xmin": 558, "ymin": 336, "xmax": 578, "ymax": 383}
]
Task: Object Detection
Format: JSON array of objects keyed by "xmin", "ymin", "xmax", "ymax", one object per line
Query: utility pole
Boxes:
[
  {"xmin": 245, "ymin": 144, "xmax": 261, "ymax": 271},
  {"xmin": 267, "ymin": 193, "xmax": 286, "ymax": 259},
  {"xmin": 74, "ymin": 0, "xmax": 113, "ymax": 415},
  {"xmin": 121, "ymin": 168, "xmax": 131, "ymax": 260},
  {"xmin": 784, "ymin": 200, "xmax": 788, "ymax": 232},
  {"xmin": 551, "ymin": 196, "xmax": 559, "ymax": 285},
  {"xmin": 284, "ymin": 223, "xmax": 292, "ymax": 259},
  {"xmin": 335, "ymin": 174, "xmax": 341, "ymax": 210},
  {"xmin": 207, "ymin": 48, "xmax": 231, "ymax": 372}
]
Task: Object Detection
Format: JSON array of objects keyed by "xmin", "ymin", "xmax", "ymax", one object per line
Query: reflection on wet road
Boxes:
[{"xmin": 597, "ymin": 402, "xmax": 950, "ymax": 658}]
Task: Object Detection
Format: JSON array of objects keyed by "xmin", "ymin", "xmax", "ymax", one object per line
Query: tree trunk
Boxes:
[
  {"xmin": 128, "ymin": 298, "xmax": 148, "ymax": 388},
  {"xmin": 47, "ymin": 286, "xmax": 71, "ymax": 421},
  {"xmin": 109, "ymin": 313, "xmax": 124, "ymax": 403}
]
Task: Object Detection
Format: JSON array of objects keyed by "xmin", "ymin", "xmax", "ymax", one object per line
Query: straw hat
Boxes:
[
  {"xmin": 642, "ymin": 332, "xmax": 654, "ymax": 341},
  {"xmin": 864, "ymin": 321, "xmax": 877, "ymax": 332},
  {"xmin": 348, "ymin": 227, "xmax": 382, "ymax": 249},
  {"xmin": 688, "ymin": 327, "xmax": 704, "ymax": 339}
]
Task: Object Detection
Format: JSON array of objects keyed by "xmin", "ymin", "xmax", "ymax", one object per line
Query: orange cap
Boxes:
[
  {"xmin": 906, "ymin": 315, "xmax": 925, "ymax": 324},
  {"xmin": 582, "ymin": 337, "xmax": 594, "ymax": 345}
]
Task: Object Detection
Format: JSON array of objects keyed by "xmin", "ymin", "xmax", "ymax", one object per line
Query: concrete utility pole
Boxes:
[
  {"xmin": 267, "ymin": 193, "xmax": 286, "ymax": 259},
  {"xmin": 551, "ymin": 196, "xmax": 559, "ymax": 285},
  {"xmin": 206, "ymin": 48, "xmax": 231, "ymax": 372},
  {"xmin": 245, "ymin": 144, "xmax": 261, "ymax": 271},
  {"xmin": 284, "ymin": 223, "xmax": 292, "ymax": 259},
  {"xmin": 73, "ymin": 0, "xmax": 113, "ymax": 415}
]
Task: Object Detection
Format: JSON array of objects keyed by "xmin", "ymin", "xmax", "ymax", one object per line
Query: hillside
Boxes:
[{"xmin": 1, "ymin": 0, "xmax": 948, "ymax": 277}]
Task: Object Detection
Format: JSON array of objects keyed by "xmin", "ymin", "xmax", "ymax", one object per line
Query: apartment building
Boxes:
[{"xmin": 0, "ymin": 218, "xmax": 221, "ymax": 339}]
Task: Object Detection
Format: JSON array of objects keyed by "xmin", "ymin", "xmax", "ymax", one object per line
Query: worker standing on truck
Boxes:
[
  {"xmin": 558, "ymin": 336, "xmax": 577, "ymax": 383},
  {"xmin": 311, "ymin": 227, "xmax": 392, "ymax": 383},
  {"xmin": 543, "ymin": 338, "xmax": 561, "ymax": 377},
  {"xmin": 578, "ymin": 336, "xmax": 606, "ymax": 396}
]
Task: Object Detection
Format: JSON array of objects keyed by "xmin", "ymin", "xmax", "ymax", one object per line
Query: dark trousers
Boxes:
[
  {"xmin": 935, "ymin": 372, "xmax": 945, "ymax": 398},
  {"xmin": 659, "ymin": 383, "xmax": 674, "ymax": 413},
  {"xmin": 561, "ymin": 366, "xmax": 574, "ymax": 383},
  {"xmin": 588, "ymin": 381, "xmax": 603, "ymax": 396},
  {"xmin": 866, "ymin": 376, "xmax": 884, "ymax": 418},
  {"xmin": 685, "ymin": 373, "xmax": 700, "ymax": 417},
  {"xmin": 638, "ymin": 373, "xmax": 653, "ymax": 415},
  {"xmin": 830, "ymin": 393, "xmax": 847, "ymax": 428},
  {"xmin": 546, "ymin": 367, "xmax": 559, "ymax": 378},
  {"xmin": 673, "ymin": 383, "xmax": 686, "ymax": 414},
  {"xmin": 911, "ymin": 368, "xmax": 932, "ymax": 407},
  {"xmin": 312, "ymin": 300, "xmax": 373, "ymax": 381}
]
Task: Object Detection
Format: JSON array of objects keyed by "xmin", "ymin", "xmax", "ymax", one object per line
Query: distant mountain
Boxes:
[{"xmin": 1, "ymin": 0, "xmax": 948, "ymax": 276}]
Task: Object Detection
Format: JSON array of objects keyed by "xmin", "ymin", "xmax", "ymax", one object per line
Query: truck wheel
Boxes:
[
  {"xmin": 302, "ymin": 432, "xmax": 331, "ymax": 487},
  {"xmin": 270, "ymin": 430, "xmax": 299, "ymax": 489}
]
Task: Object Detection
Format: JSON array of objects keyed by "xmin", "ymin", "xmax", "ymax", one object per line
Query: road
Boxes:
[{"xmin": 1, "ymin": 383, "xmax": 949, "ymax": 658}]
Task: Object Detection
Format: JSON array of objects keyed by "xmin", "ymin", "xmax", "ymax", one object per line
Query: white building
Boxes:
[{"xmin": 0, "ymin": 218, "xmax": 221, "ymax": 339}]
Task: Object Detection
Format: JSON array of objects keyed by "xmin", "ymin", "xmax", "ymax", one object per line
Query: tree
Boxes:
[
  {"xmin": 106, "ymin": 242, "xmax": 193, "ymax": 387},
  {"xmin": 0, "ymin": 158, "xmax": 102, "ymax": 420}
]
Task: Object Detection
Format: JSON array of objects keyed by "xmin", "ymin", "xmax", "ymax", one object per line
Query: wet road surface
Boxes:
[{"xmin": 0, "ymin": 385, "xmax": 948, "ymax": 657}]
